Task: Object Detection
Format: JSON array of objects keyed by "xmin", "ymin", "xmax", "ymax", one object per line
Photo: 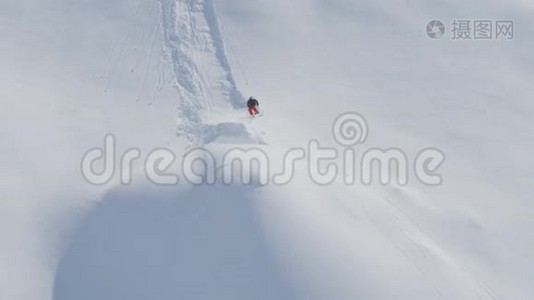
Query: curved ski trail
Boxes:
[{"xmin": 160, "ymin": 0, "xmax": 263, "ymax": 145}]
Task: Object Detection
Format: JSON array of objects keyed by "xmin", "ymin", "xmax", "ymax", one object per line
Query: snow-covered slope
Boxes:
[{"xmin": 1, "ymin": 0, "xmax": 533, "ymax": 299}]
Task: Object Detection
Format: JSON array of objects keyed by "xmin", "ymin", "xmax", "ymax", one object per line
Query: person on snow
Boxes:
[{"xmin": 247, "ymin": 96, "xmax": 260, "ymax": 116}]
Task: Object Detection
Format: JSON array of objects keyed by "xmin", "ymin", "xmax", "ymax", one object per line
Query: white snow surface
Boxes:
[{"xmin": 1, "ymin": 0, "xmax": 533, "ymax": 299}]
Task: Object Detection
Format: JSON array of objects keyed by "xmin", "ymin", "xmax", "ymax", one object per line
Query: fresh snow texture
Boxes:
[{"xmin": 1, "ymin": 0, "xmax": 533, "ymax": 300}]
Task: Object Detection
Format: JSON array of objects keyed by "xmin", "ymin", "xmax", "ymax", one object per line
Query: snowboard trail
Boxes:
[{"xmin": 160, "ymin": 0, "xmax": 262, "ymax": 144}]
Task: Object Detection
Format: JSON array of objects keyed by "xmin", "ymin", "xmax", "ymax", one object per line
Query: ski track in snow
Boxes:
[
  {"xmin": 332, "ymin": 186, "xmax": 501, "ymax": 299},
  {"xmin": 160, "ymin": 0, "xmax": 262, "ymax": 145}
]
